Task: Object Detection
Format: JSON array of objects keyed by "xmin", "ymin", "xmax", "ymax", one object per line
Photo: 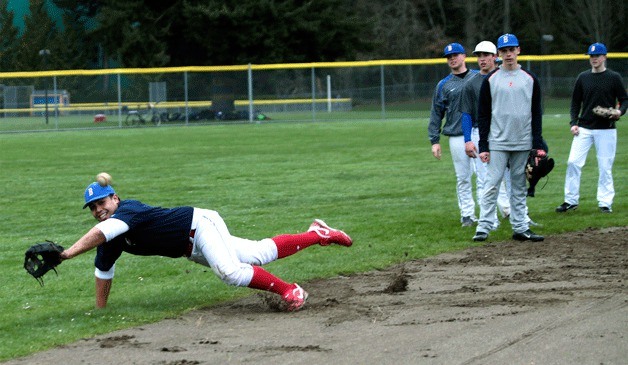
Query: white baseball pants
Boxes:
[
  {"xmin": 448, "ymin": 135, "xmax": 476, "ymax": 220},
  {"xmin": 187, "ymin": 208, "xmax": 278, "ymax": 287},
  {"xmin": 564, "ymin": 127, "xmax": 616, "ymax": 208}
]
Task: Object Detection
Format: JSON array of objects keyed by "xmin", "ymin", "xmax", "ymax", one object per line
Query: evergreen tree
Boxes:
[
  {"xmin": 177, "ymin": 0, "xmax": 372, "ymax": 66},
  {"xmin": 90, "ymin": 0, "xmax": 172, "ymax": 67},
  {"xmin": 48, "ymin": 12, "xmax": 92, "ymax": 70},
  {"xmin": 0, "ymin": 0, "xmax": 20, "ymax": 72},
  {"xmin": 51, "ymin": 0, "xmax": 103, "ymax": 19},
  {"xmin": 14, "ymin": 0, "xmax": 58, "ymax": 72},
  {"xmin": 83, "ymin": 0, "xmax": 372, "ymax": 68},
  {"xmin": 86, "ymin": 0, "xmax": 373, "ymax": 111}
]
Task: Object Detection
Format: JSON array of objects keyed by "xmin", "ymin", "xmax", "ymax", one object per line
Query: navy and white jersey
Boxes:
[
  {"xmin": 428, "ymin": 70, "xmax": 478, "ymax": 144},
  {"xmin": 570, "ymin": 69, "xmax": 627, "ymax": 129},
  {"xmin": 94, "ymin": 200, "xmax": 194, "ymax": 271}
]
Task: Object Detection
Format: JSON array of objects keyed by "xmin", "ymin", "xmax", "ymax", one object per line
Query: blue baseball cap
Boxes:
[
  {"xmin": 586, "ymin": 42, "xmax": 607, "ymax": 55},
  {"xmin": 83, "ymin": 182, "xmax": 116, "ymax": 208},
  {"xmin": 497, "ymin": 33, "xmax": 519, "ymax": 49},
  {"xmin": 443, "ymin": 43, "xmax": 465, "ymax": 56}
]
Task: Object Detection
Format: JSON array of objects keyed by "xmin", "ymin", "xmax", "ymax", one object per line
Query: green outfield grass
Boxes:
[{"xmin": 0, "ymin": 116, "xmax": 625, "ymax": 360}]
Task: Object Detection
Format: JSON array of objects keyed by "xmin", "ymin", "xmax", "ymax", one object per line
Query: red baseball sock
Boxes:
[
  {"xmin": 272, "ymin": 231, "xmax": 320, "ymax": 258},
  {"xmin": 247, "ymin": 266, "xmax": 292, "ymax": 295}
]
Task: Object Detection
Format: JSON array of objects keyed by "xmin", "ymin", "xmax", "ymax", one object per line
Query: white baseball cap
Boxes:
[{"xmin": 473, "ymin": 41, "xmax": 497, "ymax": 55}]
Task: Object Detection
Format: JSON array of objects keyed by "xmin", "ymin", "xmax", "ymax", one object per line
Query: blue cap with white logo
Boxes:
[
  {"xmin": 586, "ymin": 42, "xmax": 607, "ymax": 55},
  {"xmin": 443, "ymin": 43, "xmax": 465, "ymax": 56},
  {"xmin": 83, "ymin": 182, "xmax": 116, "ymax": 209},
  {"xmin": 497, "ymin": 33, "xmax": 519, "ymax": 49}
]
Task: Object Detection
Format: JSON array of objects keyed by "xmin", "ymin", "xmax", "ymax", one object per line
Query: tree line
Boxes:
[{"xmin": 0, "ymin": 0, "xmax": 625, "ymax": 73}]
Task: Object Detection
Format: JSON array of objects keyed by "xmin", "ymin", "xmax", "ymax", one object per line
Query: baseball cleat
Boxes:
[
  {"xmin": 308, "ymin": 219, "xmax": 353, "ymax": 247},
  {"xmin": 555, "ymin": 202, "xmax": 578, "ymax": 213},
  {"xmin": 473, "ymin": 231, "xmax": 488, "ymax": 242},
  {"xmin": 282, "ymin": 284, "xmax": 308, "ymax": 312},
  {"xmin": 512, "ymin": 229, "xmax": 544, "ymax": 242},
  {"xmin": 461, "ymin": 216, "xmax": 475, "ymax": 227}
]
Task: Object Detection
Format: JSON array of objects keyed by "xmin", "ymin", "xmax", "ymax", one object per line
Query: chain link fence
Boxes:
[{"xmin": 0, "ymin": 55, "xmax": 626, "ymax": 132}]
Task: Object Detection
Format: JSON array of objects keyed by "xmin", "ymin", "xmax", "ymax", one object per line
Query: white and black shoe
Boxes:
[
  {"xmin": 512, "ymin": 229, "xmax": 544, "ymax": 242},
  {"xmin": 556, "ymin": 202, "xmax": 578, "ymax": 213},
  {"xmin": 473, "ymin": 231, "xmax": 488, "ymax": 242},
  {"xmin": 461, "ymin": 216, "xmax": 475, "ymax": 227}
]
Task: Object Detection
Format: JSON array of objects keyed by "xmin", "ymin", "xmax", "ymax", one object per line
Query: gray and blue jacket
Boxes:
[{"xmin": 428, "ymin": 70, "xmax": 478, "ymax": 144}]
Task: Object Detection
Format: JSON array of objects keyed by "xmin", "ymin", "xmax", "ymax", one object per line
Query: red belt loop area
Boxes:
[{"xmin": 185, "ymin": 229, "xmax": 196, "ymax": 257}]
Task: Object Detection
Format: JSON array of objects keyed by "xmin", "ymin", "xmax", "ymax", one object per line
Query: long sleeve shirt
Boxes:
[
  {"xmin": 570, "ymin": 68, "xmax": 628, "ymax": 129},
  {"xmin": 428, "ymin": 70, "xmax": 477, "ymax": 144},
  {"xmin": 477, "ymin": 65, "xmax": 544, "ymax": 153}
]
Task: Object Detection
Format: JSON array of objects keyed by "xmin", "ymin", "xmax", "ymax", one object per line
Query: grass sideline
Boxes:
[{"xmin": 0, "ymin": 117, "xmax": 625, "ymax": 360}]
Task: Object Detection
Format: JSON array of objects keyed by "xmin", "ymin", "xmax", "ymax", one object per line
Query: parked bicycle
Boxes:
[{"xmin": 123, "ymin": 103, "xmax": 165, "ymax": 127}]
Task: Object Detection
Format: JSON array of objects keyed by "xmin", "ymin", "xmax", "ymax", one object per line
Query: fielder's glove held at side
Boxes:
[
  {"xmin": 592, "ymin": 105, "xmax": 619, "ymax": 119},
  {"xmin": 24, "ymin": 240, "xmax": 64, "ymax": 286},
  {"xmin": 526, "ymin": 149, "xmax": 554, "ymax": 197}
]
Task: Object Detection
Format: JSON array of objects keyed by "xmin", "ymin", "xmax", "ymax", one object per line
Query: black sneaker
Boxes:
[
  {"xmin": 599, "ymin": 207, "xmax": 612, "ymax": 213},
  {"xmin": 473, "ymin": 231, "xmax": 488, "ymax": 242},
  {"xmin": 512, "ymin": 229, "xmax": 544, "ymax": 242},
  {"xmin": 555, "ymin": 202, "xmax": 578, "ymax": 213},
  {"xmin": 461, "ymin": 216, "xmax": 475, "ymax": 227}
]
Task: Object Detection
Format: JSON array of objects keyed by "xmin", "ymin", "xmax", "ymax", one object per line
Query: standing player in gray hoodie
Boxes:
[
  {"xmin": 472, "ymin": 34, "xmax": 547, "ymax": 242},
  {"xmin": 428, "ymin": 43, "xmax": 478, "ymax": 227}
]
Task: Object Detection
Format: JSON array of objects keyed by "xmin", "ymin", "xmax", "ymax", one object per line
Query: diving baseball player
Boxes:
[{"xmin": 58, "ymin": 175, "xmax": 353, "ymax": 312}]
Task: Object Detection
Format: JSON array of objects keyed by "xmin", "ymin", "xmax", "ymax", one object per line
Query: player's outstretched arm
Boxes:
[{"xmin": 60, "ymin": 227, "xmax": 107, "ymax": 260}]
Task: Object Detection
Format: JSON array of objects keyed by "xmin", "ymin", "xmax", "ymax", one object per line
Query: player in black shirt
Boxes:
[{"xmin": 556, "ymin": 43, "xmax": 627, "ymax": 214}]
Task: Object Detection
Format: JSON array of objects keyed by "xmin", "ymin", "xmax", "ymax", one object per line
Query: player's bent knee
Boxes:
[
  {"xmin": 214, "ymin": 265, "xmax": 254, "ymax": 287},
  {"xmin": 231, "ymin": 238, "xmax": 278, "ymax": 265}
]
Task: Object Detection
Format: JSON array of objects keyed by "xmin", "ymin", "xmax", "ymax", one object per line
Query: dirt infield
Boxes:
[{"xmin": 5, "ymin": 227, "xmax": 627, "ymax": 365}]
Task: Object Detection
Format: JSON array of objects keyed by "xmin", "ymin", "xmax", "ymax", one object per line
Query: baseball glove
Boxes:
[
  {"xmin": 592, "ymin": 105, "xmax": 618, "ymax": 119},
  {"xmin": 24, "ymin": 241, "xmax": 64, "ymax": 285},
  {"xmin": 526, "ymin": 150, "xmax": 555, "ymax": 197}
]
